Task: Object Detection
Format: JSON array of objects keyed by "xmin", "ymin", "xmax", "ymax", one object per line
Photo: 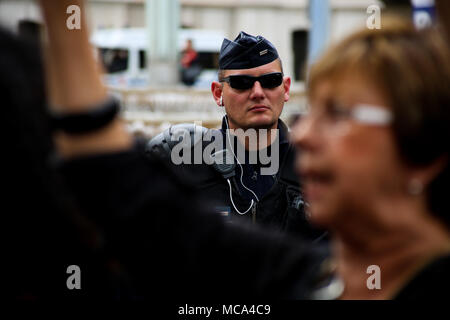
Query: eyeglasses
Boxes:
[
  {"xmin": 220, "ymin": 72, "xmax": 283, "ymax": 90},
  {"xmin": 320, "ymin": 102, "xmax": 393, "ymax": 125},
  {"xmin": 299, "ymin": 102, "xmax": 393, "ymax": 135}
]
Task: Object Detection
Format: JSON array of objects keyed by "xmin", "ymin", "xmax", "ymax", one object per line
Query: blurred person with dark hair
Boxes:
[
  {"xmin": 292, "ymin": 18, "xmax": 450, "ymax": 299},
  {"xmin": 2, "ymin": 0, "xmax": 329, "ymax": 300},
  {"xmin": 1, "ymin": 26, "xmax": 111, "ymax": 299}
]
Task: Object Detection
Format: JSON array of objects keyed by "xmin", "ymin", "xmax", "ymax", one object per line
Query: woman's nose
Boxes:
[{"xmin": 291, "ymin": 114, "xmax": 320, "ymax": 151}]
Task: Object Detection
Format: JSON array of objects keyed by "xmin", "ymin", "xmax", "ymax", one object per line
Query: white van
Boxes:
[{"xmin": 90, "ymin": 28, "xmax": 225, "ymax": 88}]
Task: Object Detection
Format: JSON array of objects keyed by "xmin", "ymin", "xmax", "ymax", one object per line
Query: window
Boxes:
[
  {"xmin": 99, "ymin": 48, "xmax": 129, "ymax": 73},
  {"xmin": 292, "ymin": 30, "xmax": 308, "ymax": 81},
  {"xmin": 139, "ymin": 50, "xmax": 147, "ymax": 69}
]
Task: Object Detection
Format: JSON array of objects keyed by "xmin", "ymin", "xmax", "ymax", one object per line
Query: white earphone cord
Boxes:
[
  {"xmin": 225, "ymin": 115, "xmax": 259, "ymax": 205},
  {"xmin": 227, "ymin": 179, "xmax": 254, "ymax": 215}
]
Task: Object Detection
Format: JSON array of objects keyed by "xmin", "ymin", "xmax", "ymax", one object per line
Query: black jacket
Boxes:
[
  {"xmin": 147, "ymin": 117, "xmax": 326, "ymax": 242},
  {"xmin": 57, "ymin": 142, "xmax": 330, "ymax": 299}
]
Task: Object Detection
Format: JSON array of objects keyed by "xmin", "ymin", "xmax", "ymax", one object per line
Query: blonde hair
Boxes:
[{"xmin": 308, "ymin": 18, "xmax": 450, "ymax": 225}]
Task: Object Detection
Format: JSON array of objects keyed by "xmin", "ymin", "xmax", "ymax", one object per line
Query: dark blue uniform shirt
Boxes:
[{"xmin": 220, "ymin": 117, "xmax": 290, "ymax": 202}]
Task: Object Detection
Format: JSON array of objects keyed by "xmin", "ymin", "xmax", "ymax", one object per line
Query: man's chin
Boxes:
[
  {"xmin": 242, "ymin": 114, "xmax": 276, "ymax": 129},
  {"xmin": 248, "ymin": 119, "xmax": 277, "ymax": 130}
]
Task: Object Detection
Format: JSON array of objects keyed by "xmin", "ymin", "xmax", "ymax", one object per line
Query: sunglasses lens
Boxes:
[
  {"xmin": 260, "ymin": 73, "xmax": 283, "ymax": 88},
  {"xmin": 229, "ymin": 76, "xmax": 254, "ymax": 90},
  {"xmin": 227, "ymin": 73, "xmax": 283, "ymax": 90}
]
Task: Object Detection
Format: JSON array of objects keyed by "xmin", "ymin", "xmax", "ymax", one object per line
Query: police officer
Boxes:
[{"xmin": 148, "ymin": 32, "xmax": 325, "ymax": 242}]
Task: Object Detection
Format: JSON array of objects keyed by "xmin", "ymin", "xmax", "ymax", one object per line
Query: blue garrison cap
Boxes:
[{"xmin": 218, "ymin": 31, "xmax": 279, "ymax": 70}]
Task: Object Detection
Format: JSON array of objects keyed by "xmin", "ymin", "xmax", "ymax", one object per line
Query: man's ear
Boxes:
[
  {"xmin": 283, "ymin": 76, "xmax": 291, "ymax": 102},
  {"xmin": 211, "ymin": 81, "xmax": 223, "ymax": 106}
]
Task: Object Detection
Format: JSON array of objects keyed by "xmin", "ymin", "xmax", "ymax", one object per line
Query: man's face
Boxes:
[{"xmin": 212, "ymin": 59, "xmax": 291, "ymax": 130}]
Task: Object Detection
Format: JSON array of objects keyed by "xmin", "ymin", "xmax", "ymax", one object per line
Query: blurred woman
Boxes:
[{"xmin": 293, "ymin": 19, "xmax": 450, "ymax": 299}]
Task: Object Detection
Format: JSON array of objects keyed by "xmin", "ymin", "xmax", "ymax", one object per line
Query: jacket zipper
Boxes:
[{"xmin": 252, "ymin": 202, "xmax": 257, "ymax": 224}]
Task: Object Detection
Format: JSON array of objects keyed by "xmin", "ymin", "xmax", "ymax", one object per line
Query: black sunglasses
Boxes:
[{"xmin": 220, "ymin": 72, "xmax": 283, "ymax": 90}]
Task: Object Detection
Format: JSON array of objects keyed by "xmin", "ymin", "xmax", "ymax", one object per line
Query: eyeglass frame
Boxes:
[
  {"xmin": 219, "ymin": 72, "xmax": 284, "ymax": 90},
  {"xmin": 299, "ymin": 102, "xmax": 393, "ymax": 132}
]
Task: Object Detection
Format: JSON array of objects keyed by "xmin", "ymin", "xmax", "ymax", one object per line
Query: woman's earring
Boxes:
[
  {"xmin": 219, "ymin": 96, "xmax": 223, "ymax": 107},
  {"xmin": 407, "ymin": 178, "xmax": 423, "ymax": 195}
]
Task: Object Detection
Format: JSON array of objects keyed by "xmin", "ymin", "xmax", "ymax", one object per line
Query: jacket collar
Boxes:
[{"xmin": 220, "ymin": 116, "xmax": 290, "ymax": 145}]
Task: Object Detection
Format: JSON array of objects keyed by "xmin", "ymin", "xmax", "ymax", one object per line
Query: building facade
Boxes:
[{"xmin": 0, "ymin": 0, "xmax": 384, "ymax": 82}]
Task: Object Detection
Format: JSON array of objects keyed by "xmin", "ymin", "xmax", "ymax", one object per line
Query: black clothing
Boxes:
[
  {"xmin": 1, "ymin": 27, "xmax": 107, "ymax": 300},
  {"xmin": 58, "ymin": 142, "xmax": 328, "ymax": 299},
  {"xmin": 147, "ymin": 117, "xmax": 326, "ymax": 242},
  {"xmin": 220, "ymin": 117, "xmax": 291, "ymax": 202},
  {"xmin": 394, "ymin": 254, "xmax": 450, "ymax": 300},
  {"xmin": 2, "ymin": 27, "xmax": 327, "ymax": 300}
]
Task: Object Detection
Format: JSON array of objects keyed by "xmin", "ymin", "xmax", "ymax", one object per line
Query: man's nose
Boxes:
[{"xmin": 249, "ymin": 81, "xmax": 265, "ymax": 99}]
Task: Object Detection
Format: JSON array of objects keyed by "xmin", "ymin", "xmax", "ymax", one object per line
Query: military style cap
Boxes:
[{"xmin": 218, "ymin": 31, "xmax": 279, "ymax": 70}]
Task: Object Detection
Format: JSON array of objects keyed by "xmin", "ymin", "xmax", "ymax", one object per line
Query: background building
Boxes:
[
  {"xmin": 0, "ymin": 0, "xmax": 395, "ymax": 82},
  {"xmin": 0, "ymin": 0, "xmax": 411, "ymax": 136}
]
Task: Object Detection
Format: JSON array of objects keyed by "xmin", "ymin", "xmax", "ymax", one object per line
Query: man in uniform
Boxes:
[{"xmin": 148, "ymin": 32, "xmax": 325, "ymax": 242}]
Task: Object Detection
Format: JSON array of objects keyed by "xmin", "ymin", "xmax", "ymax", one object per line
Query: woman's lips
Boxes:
[
  {"xmin": 303, "ymin": 179, "xmax": 327, "ymax": 202},
  {"xmin": 299, "ymin": 169, "xmax": 333, "ymax": 202}
]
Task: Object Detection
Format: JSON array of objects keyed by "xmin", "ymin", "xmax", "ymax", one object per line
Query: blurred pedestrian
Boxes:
[
  {"xmin": 293, "ymin": 18, "xmax": 450, "ymax": 299},
  {"xmin": 3, "ymin": 0, "xmax": 327, "ymax": 300},
  {"xmin": 1, "ymin": 25, "xmax": 110, "ymax": 299},
  {"xmin": 180, "ymin": 38, "xmax": 201, "ymax": 85}
]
